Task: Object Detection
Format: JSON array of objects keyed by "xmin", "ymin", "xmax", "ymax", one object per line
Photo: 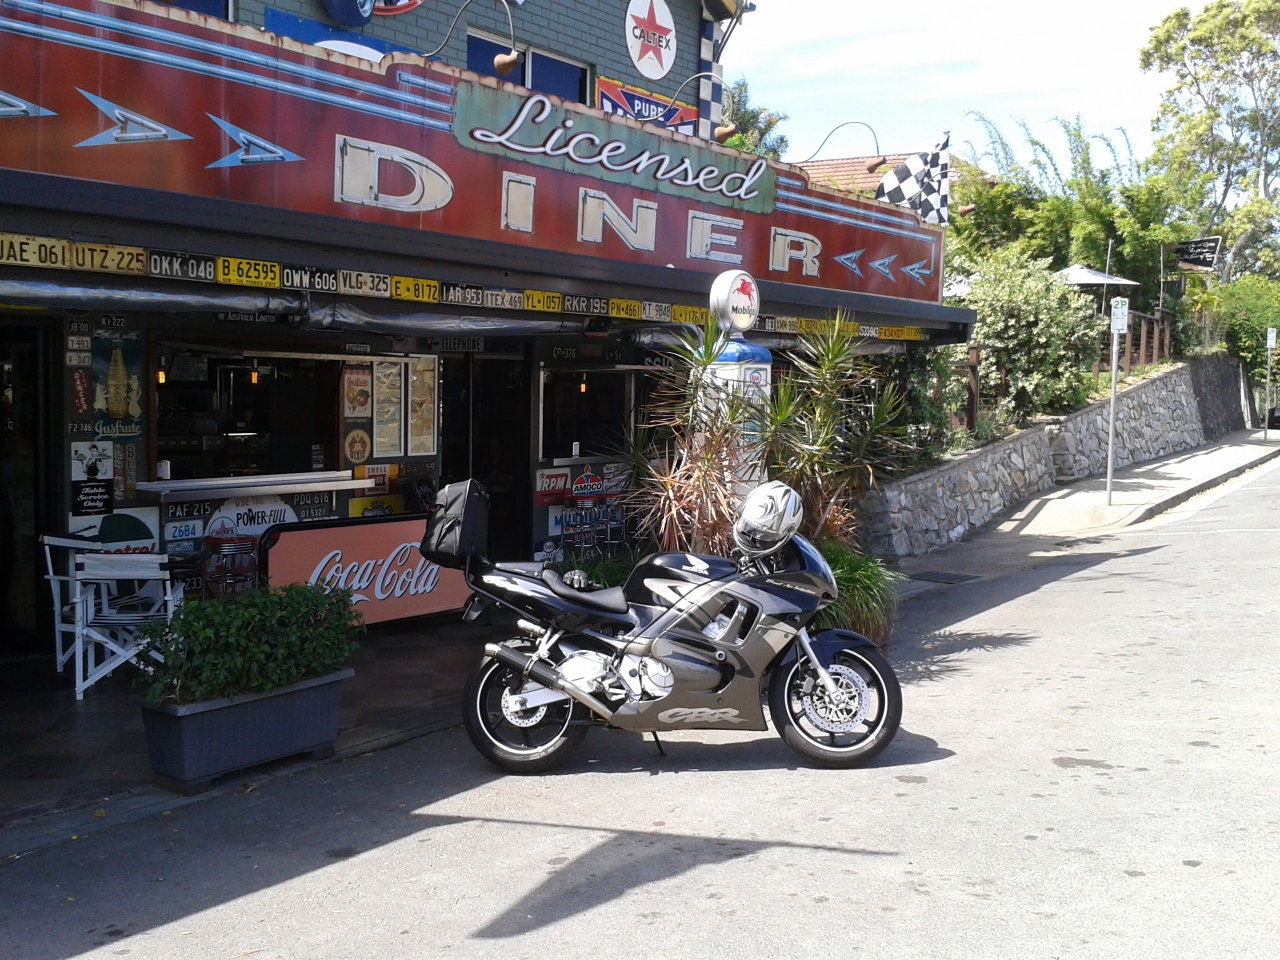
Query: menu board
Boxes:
[
  {"xmin": 407, "ymin": 356, "xmax": 437, "ymax": 456},
  {"xmin": 373, "ymin": 361, "xmax": 403, "ymax": 458}
]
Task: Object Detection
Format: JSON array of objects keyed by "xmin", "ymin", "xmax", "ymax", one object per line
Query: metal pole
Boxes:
[
  {"xmin": 1107, "ymin": 328, "xmax": 1120, "ymax": 505},
  {"xmin": 1101, "ymin": 238, "xmax": 1113, "ymax": 320},
  {"xmin": 1267, "ymin": 346, "xmax": 1273, "ymax": 442}
]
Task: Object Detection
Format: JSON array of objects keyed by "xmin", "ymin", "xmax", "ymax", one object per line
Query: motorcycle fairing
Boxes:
[{"xmin": 778, "ymin": 628, "xmax": 879, "ymax": 669}]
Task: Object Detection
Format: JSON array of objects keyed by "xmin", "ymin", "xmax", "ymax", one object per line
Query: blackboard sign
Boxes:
[{"xmin": 1176, "ymin": 237, "xmax": 1222, "ymax": 272}]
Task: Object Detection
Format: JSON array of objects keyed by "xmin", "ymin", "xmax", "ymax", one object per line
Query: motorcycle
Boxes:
[{"xmin": 422, "ymin": 480, "xmax": 902, "ymax": 773}]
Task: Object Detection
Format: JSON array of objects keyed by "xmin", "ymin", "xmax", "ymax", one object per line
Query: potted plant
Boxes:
[{"xmin": 134, "ymin": 583, "xmax": 363, "ymax": 794}]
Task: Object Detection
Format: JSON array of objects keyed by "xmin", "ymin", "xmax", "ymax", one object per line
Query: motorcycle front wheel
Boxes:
[
  {"xmin": 463, "ymin": 647, "xmax": 588, "ymax": 774},
  {"xmin": 769, "ymin": 645, "xmax": 902, "ymax": 769}
]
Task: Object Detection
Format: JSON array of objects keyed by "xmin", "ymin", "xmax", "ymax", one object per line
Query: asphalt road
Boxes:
[{"xmin": 4, "ymin": 461, "xmax": 1279, "ymax": 960}]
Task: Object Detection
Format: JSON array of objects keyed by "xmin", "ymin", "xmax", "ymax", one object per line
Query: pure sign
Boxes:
[{"xmin": 1111, "ymin": 298, "xmax": 1130, "ymax": 334}]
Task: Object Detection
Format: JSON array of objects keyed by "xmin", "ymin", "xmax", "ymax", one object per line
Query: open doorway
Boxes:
[
  {"xmin": 0, "ymin": 325, "xmax": 46, "ymax": 660},
  {"xmin": 439, "ymin": 352, "xmax": 532, "ymax": 561}
]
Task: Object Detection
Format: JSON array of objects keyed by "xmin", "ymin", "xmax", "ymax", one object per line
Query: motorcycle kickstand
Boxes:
[{"xmin": 650, "ymin": 731, "xmax": 666, "ymax": 757}]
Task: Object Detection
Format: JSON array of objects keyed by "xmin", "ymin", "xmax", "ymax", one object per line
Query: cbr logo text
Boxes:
[{"xmin": 657, "ymin": 707, "xmax": 747, "ymax": 725}]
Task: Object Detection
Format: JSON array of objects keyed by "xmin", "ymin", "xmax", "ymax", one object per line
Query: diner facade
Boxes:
[{"xmin": 0, "ymin": 0, "xmax": 974, "ymax": 667}]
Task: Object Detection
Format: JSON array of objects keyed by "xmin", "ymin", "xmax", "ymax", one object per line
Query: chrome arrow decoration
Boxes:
[
  {"xmin": 75, "ymin": 89, "xmax": 191, "ymax": 146},
  {"xmin": 868, "ymin": 255, "xmax": 898, "ymax": 280},
  {"xmin": 0, "ymin": 89, "xmax": 55, "ymax": 119},
  {"xmin": 206, "ymin": 114, "xmax": 304, "ymax": 168},
  {"xmin": 900, "ymin": 259, "xmax": 933, "ymax": 286},
  {"xmin": 834, "ymin": 249, "xmax": 865, "ymax": 278}
]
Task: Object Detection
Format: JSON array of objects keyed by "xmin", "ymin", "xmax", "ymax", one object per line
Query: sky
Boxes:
[{"xmin": 720, "ymin": 0, "xmax": 1206, "ymax": 171}]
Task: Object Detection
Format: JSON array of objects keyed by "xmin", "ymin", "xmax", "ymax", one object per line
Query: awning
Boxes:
[
  {"xmin": 1058, "ymin": 264, "xmax": 1139, "ymax": 287},
  {"xmin": 0, "ymin": 272, "xmax": 307, "ymax": 314}
]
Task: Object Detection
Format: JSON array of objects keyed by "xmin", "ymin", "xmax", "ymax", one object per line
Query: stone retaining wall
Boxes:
[{"xmin": 861, "ymin": 356, "xmax": 1242, "ymax": 558}]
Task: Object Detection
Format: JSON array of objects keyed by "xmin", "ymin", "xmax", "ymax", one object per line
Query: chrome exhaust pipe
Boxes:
[{"xmin": 484, "ymin": 643, "xmax": 615, "ymax": 722}]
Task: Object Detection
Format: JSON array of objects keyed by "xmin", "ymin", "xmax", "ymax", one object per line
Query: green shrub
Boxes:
[
  {"xmin": 136, "ymin": 584, "xmax": 363, "ymax": 705},
  {"xmin": 812, "ymin": 541, "xmax": 904, "ymax": 646}
]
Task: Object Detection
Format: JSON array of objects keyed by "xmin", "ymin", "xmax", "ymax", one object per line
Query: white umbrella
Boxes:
[{"xmin": 1058, "ymin": 264, "xmax": 1139, "ymax": 287}]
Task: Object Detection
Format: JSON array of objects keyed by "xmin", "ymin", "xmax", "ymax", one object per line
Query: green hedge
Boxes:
[{"xmin": 136, "ymin": 584, "xmax": 363, "ymax": 706}]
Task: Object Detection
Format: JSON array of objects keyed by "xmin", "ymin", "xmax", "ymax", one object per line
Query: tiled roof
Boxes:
[
  {"xmin": 797, "ymin": 154, "xmax": 998, "ymax": 194},
  {"xmin": 797, "ymin": 154, "xmax": 912, "ymax": 194}
]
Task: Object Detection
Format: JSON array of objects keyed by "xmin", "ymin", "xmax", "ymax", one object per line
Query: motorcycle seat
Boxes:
[
  {"xmin": 491, "ymin": 561, "xmax": 546, "ymax": 577},
  {"xmin": 541, "ymin": 569, "xmax": 630, "ymax": 615}
]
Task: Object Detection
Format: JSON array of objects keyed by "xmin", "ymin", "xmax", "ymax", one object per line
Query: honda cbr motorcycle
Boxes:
[{"xmin": 452, "ymin": 489, "xmax": 902, "ymax": 773}]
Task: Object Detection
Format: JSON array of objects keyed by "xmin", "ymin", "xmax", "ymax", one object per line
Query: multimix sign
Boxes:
[{"xmin": 0, "ymin": 0, "xmax": 942, "ymax": 303}]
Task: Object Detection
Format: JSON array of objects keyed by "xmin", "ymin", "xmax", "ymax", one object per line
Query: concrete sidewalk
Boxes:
[{"xmin": 894, "ymin": 429, "xmax": 1280, "ymax": 597}]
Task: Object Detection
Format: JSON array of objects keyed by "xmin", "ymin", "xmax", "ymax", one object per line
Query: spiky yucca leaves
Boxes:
[
  {"xmin": 625, "ymin": 317, "xmax": 761, "ymax": 555},
  {"xmin": 758, "ymin": 318, "xmax": 913, "ymax": 542}
]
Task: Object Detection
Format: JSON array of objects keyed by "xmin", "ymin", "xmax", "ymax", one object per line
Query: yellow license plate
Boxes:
[
  {"xmin": 216, "ymin": 256, "xmax": 281, "ymax": 288},
  {"xmin": 0, "ymin": 232, "xmax": 70, "ymax": 269},
  {"xmin": 609, "ymin": 298, "xmax": 642, "ymax": 320},
  {"xmin": 392, "ymin": 276, "xmax": 439, "ymax": 302}
]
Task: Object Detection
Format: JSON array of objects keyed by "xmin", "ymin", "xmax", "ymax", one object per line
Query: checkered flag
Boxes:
[{"xmin": 874, "ymin": 134, "xmax": 950, "ymax": 225}]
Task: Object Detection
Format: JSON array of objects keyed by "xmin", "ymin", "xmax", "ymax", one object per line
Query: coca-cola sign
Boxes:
[{"xmin": 264, "ymin": 518, "xmax": 470, "ymax": 624}]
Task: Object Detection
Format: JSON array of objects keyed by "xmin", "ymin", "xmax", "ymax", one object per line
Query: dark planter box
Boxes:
[{"xmin": 139, "ymin": 668, "xmax": 355, "ymax": 794}]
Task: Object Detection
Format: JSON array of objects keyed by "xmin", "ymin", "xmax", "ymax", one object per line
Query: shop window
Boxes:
[
  {"xmin": 468, "ymin": 34, "xmax": 526, "ymax": 83},
  {"xmin": 529, "ymin": 52, "xmax": 589, "ymax": 105},
  {"xmin": 466, "ymin": 34, "xmax": 589, "ymax": 105},
  {"xmin": 156, "ymin": 353, "xmax": 340, "ymax": 480},
  {"xmin": 169, "ymin": 0, "xmax": 229, "ymax": 18},
  {"xmin": 540, "ymin": 370, "xmax": 631, "ymax": 460}
]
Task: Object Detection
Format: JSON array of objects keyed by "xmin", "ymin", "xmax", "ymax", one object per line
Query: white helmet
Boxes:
[{"xmin": 733, "ymin": 482, "xmax": 804, "ymax": 557}]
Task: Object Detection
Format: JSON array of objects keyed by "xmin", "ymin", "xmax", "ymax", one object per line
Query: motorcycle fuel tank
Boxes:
[{"xmin": 623, "ymin": 552, "xmax": 738, "ymax": 607}]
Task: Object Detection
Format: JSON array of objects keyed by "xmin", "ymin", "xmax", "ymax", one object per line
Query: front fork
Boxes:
[{"xmin": 796, "ymin": 627, "xmax": 844, "ymax": 701}]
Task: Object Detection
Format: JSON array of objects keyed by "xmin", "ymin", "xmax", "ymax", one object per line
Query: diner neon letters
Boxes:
[{"xmin": 470, "ymin": 94, "xmax": 767, "ymax": 205}]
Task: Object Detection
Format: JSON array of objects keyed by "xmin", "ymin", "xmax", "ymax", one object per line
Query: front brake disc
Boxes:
[{"xmin": 801, "ymin": 663, "xmax": 870, "ymax": 733}]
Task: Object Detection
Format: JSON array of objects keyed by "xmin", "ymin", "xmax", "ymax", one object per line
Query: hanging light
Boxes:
[
  {"xmin": 424, "ymin": 0, "xmax": 520, "ymax": 77},
  {"xmin": 665, "ymin": 72, "xmax": 736, "ymax": 143},
  {"xmin": 579, "ymin": 374, "xmax": 587, "ymax": 394},
  {"xmin": 156, "ymin": 354, "xmax": 167, "ymax": 385},
  {"xmin": 800, "ymin": 120, "xmax": 885, "ymax": 169},
  {"xmin": 250, "ymin": 358, "xmax": 259, "ymax": 385}
]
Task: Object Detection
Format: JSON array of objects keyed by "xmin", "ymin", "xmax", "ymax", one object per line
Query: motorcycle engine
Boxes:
[{"xmin": 558, "ymin": 644, "xmax": 673, "ymax": 704}]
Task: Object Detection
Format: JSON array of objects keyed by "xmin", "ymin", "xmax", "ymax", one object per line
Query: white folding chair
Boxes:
[
  {"xmin": 41, "ymin": 533, "xmax": 109, "ymax": 675},
  {"xmin": 72, "ymin": 553, "xmax": 176, "ymax": 700}
]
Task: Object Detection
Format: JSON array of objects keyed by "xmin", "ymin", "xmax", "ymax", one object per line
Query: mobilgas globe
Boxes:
[{"xmin": 709, "ymin": 270, "xmax": 760, "ymax": 334}]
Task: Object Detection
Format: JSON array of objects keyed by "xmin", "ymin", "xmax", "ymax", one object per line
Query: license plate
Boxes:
[
  {"xmin": 642, "ymin": 301, "xmax": 672, "ymax": 322},
  {"xmin": 71, "ymin": 242, "xmax": 147, "ymax": 275},
  {"xmin": 166, "ymin": 519, "xmax": 205, "ymax": 541},
  {"xmin": 392, "ymin": 276, "xmax": 439, "ymax": 302},
  {"xmin": 483, "ymin": 288, "xmax": 525, "ymax": 310},
  {"xmin": 339, "ymin": 270, "xmax": 391, "ymax": 297},
  {"xmin": 609, "ymin": 298, "xmax": 642, "ymax": 320},
  {"xmin": 0, "ymin": 232, "xmax": 70, "ymax": 269},
  {"xmin": 217, "ymin": 256, "xmax": 281, "ymax": 288}
]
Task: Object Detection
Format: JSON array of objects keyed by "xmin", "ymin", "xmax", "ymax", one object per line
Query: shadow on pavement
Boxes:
[
  {"xmin": 1, "ymin": 715, "xmax": 913, "ymax": 959},
  {"xmin": 453, "ymin": 813, "xmax": 896, "ymax": 939}
]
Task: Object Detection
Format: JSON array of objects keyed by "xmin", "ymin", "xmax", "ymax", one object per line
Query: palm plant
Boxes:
[
  {"xmin": 625, "ymin": 316, "xmax": 757, "ymax": 556},
  {"xmin": 757, "ymin": 319, "xmax": 912, "ymax": 541}
]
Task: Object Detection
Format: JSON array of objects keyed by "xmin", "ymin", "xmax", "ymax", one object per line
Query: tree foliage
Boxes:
[
  {"xmin": 949, "ymin": 115, "xmax": 1196, "ymax": 313},
  {"xmin": 1141, "ymin": 1, "xmax": 1280, "ymax": 279},
  {"xmin": 962, "ymin": 247, "xmax": 1106, "ymax": 420},
  {"xmin": 721, "ymin": 78, "xmax": 788, "ymax": 159},
  {"xmin": 1216, "ymin": 274, "xmax": 1280, "ymax": 377}
]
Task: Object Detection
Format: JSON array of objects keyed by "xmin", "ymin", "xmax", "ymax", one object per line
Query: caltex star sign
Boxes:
[{"xmin": 626, "ymin": 0, "xmax": 677, "ymax": 81}]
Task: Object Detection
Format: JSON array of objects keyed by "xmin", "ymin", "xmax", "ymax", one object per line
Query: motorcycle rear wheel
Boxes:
[
  {"xmin": 769, "ymin": 645, "xmax": 902, "ymax": 768},
  {"xmin": 463, "ymin": 648, "xmax": 589, "ymax": 774}
]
